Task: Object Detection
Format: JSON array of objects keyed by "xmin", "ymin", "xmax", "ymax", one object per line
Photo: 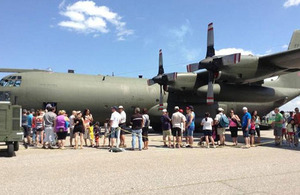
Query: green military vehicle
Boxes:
[{"xmin": 0, "ymin": 101, "xmax": 23, "ymax": 157}]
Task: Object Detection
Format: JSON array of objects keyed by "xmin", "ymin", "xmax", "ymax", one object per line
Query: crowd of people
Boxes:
[{"xmin": 21, "ymin": 104, "xmax": 300, "ymax": 151}]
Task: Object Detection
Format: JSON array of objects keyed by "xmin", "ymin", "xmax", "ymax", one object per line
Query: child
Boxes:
[
  {"xmin": 102, "ymin": 118, "xmax": 110, "ymax": 147},
  {"xmin": 250, "ymin": 117, "xmax": 256, "ymax": 147},
  {"xmin": 93, "ymin": 122, "xmax": 101, "ymax": 148},
  {"xmin": 89, "ymin": 122, "xmax": 95, "ymax": 147},
  {"xmin": 287, "ymin": 119, "xmax": 295, "ymax": 147}
]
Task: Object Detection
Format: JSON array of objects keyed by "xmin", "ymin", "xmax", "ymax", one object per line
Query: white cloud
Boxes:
[
  {"xmin": 169, "ymin": 20, "xmax": 192, "ymax": 43},
  {"xmin": 282, "ymin": 44, "xmax": 289, "ymax": 49},
  {"xmin": 283, "ymin": 0, "xmax": 300, "ymax": 7},
  {"xmin": 215, "ymin": 48, "xmax": 254, "ymax": 56},
  {"xmin": 58, "ymin": 0, "xmax": 133, "ymax": 40}
]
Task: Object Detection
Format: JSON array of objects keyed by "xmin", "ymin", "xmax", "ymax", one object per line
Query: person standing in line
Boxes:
[
  {"xmin": 272, "ymin": 108, "xmax": 283, "ymax": 146},
  {"xmin": 161, "ymin": 109, "xmax": 172, "ymax": 147},
  {"xmin": 69, "ymin": 110, "xmax": 76, "ymax": 147},
  {"xmin": 185, "ymin": 106, "xmax": 195, "ymax": 148},
  {"xmin": 179, "ymin": 109, "xmax": 186, "ymax": 147},
  {"xmin": 241, "ymin": 107, "xmax": 251, "ymax": 148},
  {"xmin": 280, "ymin": 111, "xmax": 287, "ymax": 145},
  {"xmin": 83, "ymin": 109, "xmax": 93, "ymax": 147},
  {"xmin": 93, "ymin": 122, "xmax": 101, "ymax": 148},
  {"xmin": 103, "ymin": 118, "xmax": 110, "ymax": 147},
  {"xmin": 171, "ymin": 106, "xmax": 186, "ymax": 148},
  {"xmin": 142, "ymin": 108, "xmax": 150, "ymax": 150},
  {"xmin": 110, "ymin": 106, "xmax": 121, "ymax": 148},
  {"xmin": 43, "ymin": 107, "xmax": 57, "ymax": 149},
  {"xmin": 27, "ymin": 109, "xmax": 34, "ymax": 146},
  {"xmin": 201, "ymin": 112, "xmax": 216, "ymax": 149},
  {"xmin": 252, "ymin": 110, "xmax": 261, "ymax": 144},
  {"xmin": 22, "ymin": 109, "xmax": 30, "ymax": 149},
  {"xmin": 54, "ymin": 110, "xmax": 68, "ymax": 149},
  {"xmin": 249, "ymin": 117, "xmax": 256, "ymax": 147},
  {"xmin": 35, "ymin": 110, "xmax": 44, "ymax": 147},
  {"xmin": 287, "ymin": 119, "xmax": 296, "ymax": 147},
  {"xmin": 229, "ymin": 109, "xmax": 240, "ymax": 146},
  {"xmin": 73, "ymin": 111, "xmax": 85, "ymax": 149},
  {"xmin": 214, "ymin": 108, "xmax": 226, "ymax": 147},
  {"xmin": 118, "ymin": 105, "xmax": 127, "ymax": 148},
  {"xmin": 130, "ymin": 107, "xmax": 144, "ymax": 151},
  {"xmin": 293, "ymin": 107, "xmax": 300, "ymax": 140}
]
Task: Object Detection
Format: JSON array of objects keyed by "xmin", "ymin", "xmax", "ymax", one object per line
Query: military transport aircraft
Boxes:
[{"xmin": 1, "ymin": 23, "xmax": 300, "ymax": 129}]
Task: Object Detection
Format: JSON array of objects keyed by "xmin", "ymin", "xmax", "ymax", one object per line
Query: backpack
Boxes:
[{"xmin": 219, "ymin": 114, "xmax": 229, "ymax": 128}]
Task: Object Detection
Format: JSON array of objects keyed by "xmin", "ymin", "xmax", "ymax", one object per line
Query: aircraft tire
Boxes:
[
  {"xmin": 7, "ymin": 143, "xmax": 14, "ymax": 157},
  {"xmin": 14, "ymin": 141, "xmax": 19, "ymax": 151}
]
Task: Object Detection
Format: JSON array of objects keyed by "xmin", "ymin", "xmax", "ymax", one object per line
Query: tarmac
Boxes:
[{"xmin": 0, "ymin": 130, "xmax": 300, "ymax": 195}]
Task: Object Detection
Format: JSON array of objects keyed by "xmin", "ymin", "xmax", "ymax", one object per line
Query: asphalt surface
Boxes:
[{"xmin": 1, "ymin": 130, "xmax": 300, "ymax": 195}]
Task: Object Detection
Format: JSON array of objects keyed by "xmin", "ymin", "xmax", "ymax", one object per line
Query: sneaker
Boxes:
[
  {"xmin": 213, "ymin": 145, "xmax": 216, "ymax": 149},
  {"xmin": 206, "ymin": 145, "xmax": 210, "ymax": 149}
]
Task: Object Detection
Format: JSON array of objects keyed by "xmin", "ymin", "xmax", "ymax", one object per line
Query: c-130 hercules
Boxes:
[{"xmin": 1, "ymin": 23, "xmax": 300, "ymax": 129}]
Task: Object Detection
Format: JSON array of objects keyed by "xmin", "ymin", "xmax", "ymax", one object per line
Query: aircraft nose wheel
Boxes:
[{"xmin": 7, "ymin": 142, "xmax": 15, "ymax": 157}]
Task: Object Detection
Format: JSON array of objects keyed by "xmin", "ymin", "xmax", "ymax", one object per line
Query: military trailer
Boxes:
[{"xmin": 0, "ymin": 101, "xmax": 23, "ymax": 157}]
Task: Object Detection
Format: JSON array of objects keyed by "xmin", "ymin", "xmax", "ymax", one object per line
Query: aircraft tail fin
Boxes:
[{"xmin": 288, "ymin": 30, "xmax": 300, "ymax": 50}]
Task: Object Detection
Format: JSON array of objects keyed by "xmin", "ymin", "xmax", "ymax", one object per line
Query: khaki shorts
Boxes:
[
  {"xmin": 163, "ymin": 129, "xmax": 171, "ymax": 137},
  {"xmin": 274, "ymin": 126, "xmax": 282, "ymax": 136},
  {"xmin": 217, "ymin": 128, "xmax": 226, "ymax": 135}
]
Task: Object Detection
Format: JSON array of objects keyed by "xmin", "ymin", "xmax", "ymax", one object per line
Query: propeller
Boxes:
[
  {"xmin": 147, "ymin": 49, "xmax": 177, "ymax": 110},
  {"xmin": 187, "ymin": 23, "xmax": 241, "ymax": 105}
]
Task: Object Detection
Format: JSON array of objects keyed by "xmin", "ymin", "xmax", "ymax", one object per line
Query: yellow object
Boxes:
[{"xmin": 89, "ymin": 126, "xmax": 94, "ymax": 140}]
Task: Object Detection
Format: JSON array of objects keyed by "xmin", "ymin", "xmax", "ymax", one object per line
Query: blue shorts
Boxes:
[
  {"xmin": 187, "ymin": 126, "xmax": 194, "ymax": 136},
  {"xmin": 242, "ymin": 126, "xmax": 250, "ymax": 137},
  {"xmin": 110, "ymin": 127, "xmax": 120, "ymax": 139}
]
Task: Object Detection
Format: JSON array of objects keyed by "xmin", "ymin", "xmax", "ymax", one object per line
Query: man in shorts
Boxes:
[
  {"xmin": 110, "ymin": 106, "xmax": 121, "ymax": 148},
  {"xmin": 242, "ymin": 107, "xmax": 251, "ymax": 148},
  {"xmin": 214, "ymin": 108, "xmax": 226, "ymax": 146},
  {"xmin": 161, "ymin": 109, "xmax": 171, "ymax": 147},
  {"xmin": 272, "ymin": 107, "xmax": 283, "ymax": 146},
  {"xmin": 118, "ymin": 105, "xmax": 127, "ymax": 147},
  {"xmin": 171, "ymin": 106, "xmax": 186, "ymax": 148}
]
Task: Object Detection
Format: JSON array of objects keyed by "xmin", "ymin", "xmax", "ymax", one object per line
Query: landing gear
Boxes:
[
  {"xmin": 7, "ymin": 142, "xmax": 15, "ymax": 157},
  {"xmin": 14, "ymin": 141, "xmax": 19, "ymax": 151}
]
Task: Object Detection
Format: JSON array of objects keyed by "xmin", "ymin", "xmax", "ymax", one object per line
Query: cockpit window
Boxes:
[{"xmin": 0, "ymin": 75, "xmax": 22, "ymax": 87}]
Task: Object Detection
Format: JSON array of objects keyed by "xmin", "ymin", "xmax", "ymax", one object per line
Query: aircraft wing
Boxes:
[
  {"xmin": 259, "ymin": 48, "xmax": 300, "ymax": 69},
  {"xmin": 0, "ymin": 68, "xmax": 51, "ymax": 73}
]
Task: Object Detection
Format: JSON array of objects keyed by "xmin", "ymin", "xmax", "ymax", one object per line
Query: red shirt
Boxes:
[{"xmin": 294, "ymin": 113, "xmax": 300, "ymax": 124}]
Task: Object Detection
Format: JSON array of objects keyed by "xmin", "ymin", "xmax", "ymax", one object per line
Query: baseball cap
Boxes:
[
  {"xmin": 162, "ymin": 109, "xmax": 167, "ymax": 113},
  {"xmin": 174, "ymin": 106, "xmax": 179, "ymax": 110},
  {"xmin": 118, "ymin": 105, "xmax": 124, "ymax": 109},
  {"xmin": 111, "ymin": 106, "xmax": 118, "ymax": 110},
  {"xmin": 218, "ymin": 108, "xmax": 224, "ymax": 112},
  {"xmin": 243, "ymin": 107, "xmax": 248, "ymax": 111}
]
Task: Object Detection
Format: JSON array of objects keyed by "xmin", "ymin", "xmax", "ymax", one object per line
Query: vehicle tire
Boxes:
[
  {"xmin": 7, "ymin": 143, "xmax": 14, "ymax": 157},
  {"xmin": 14, "ymin": 141, "xmax": 19, "ymax": 151}
]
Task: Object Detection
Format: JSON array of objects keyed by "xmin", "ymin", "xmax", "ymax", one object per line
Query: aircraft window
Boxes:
[
  {"xmin": 0, "ymin": 91, "xmax": 11, "ymax": 101},
  {"xmin": 11, "ymin": 76, "xmax": 16, "ymax": 79},
  {"xmin": 0, "ymin": 79, "xmax": 7, "ymax": 86},
  {"xmin": 14, "ymin": 80, "xmax": 21, "ymax": 87},
  {"xmin": 8, "ymin": 80, "xmax": 15, "ymax": 87},
  {"xmin": 17, "ymin": 76, "xmax": 22, "ymax": 80}
]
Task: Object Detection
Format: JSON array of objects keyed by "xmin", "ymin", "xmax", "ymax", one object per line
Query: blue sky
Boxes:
[{"xmin": 0, "ymin": 0, "xmax": 300, "ymax": 110}]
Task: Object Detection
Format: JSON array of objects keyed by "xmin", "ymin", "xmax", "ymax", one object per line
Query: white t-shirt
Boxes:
[
  {"xmin": 110, "ymin": 111, "xmax": 121, "ymax": 128},
  {"xmin": 171, "ymin": 112, "xmax": 186, "ymax": 128},
  {"xmin": 120, "ymin": 111, "xmax": 126, "ymax": 124},
  {"xmin": 202, "ymin": 117, "xmax": 213, "ymax": 130}
]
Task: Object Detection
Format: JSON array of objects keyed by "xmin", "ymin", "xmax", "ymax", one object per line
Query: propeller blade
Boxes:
[
  {"xmin": 207, "ymin": 72, "xmax": 214, "ymax": 105},
  {"xmin": 158, "ymin": 49, "xmax": 164, "ymax": 75},
  {"xmin": 165, "ymin": 72, "xmax": 177, "ymax": 82},
  {"xmin": 147, "ymin": 79, "xmax": 155, "ymax": 86},
  {"xmin": 187, "ymin": 63, "xmax": 202, "ymax": 72},
  {"xmin": 159, "ymin": 85, "xmax": 163, "ymax": 110},
  {"xmin": 221, "ymin": 53, "xmax": 241, "ymax": 65},
  {"xmin": 206, "ymin": 22, "xmax": 215, "ymax": 58}
]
